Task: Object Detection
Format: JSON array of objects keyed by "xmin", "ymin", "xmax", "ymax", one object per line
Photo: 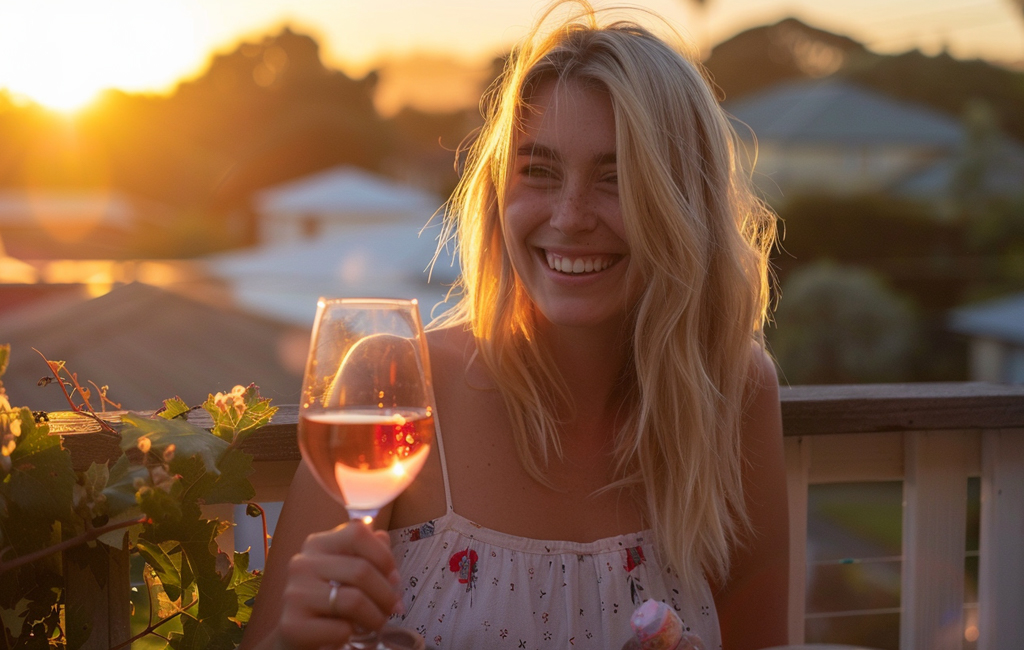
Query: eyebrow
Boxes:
[{"xmin": 515, "ymin": 142, "xmax": 616, "ymax": 166}]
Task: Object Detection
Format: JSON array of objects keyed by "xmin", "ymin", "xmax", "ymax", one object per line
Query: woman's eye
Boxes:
[
  {"xmin": 521, "ymin": 164, "xmax": 553, "ymax": 178},
  {"xmin": 600, "ymin": 171, "xmax": 619, "ymax": 188}
]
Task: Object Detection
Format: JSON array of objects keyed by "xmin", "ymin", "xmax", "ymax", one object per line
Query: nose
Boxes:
[{"xmin": 549, "ymin": 182, "xmax": 597, "ymax": 235}]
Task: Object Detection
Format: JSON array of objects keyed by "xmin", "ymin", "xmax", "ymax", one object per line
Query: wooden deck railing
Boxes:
[{"xmin": 56, "ymin": 382, "xmax": 1024, "ymax": 650}]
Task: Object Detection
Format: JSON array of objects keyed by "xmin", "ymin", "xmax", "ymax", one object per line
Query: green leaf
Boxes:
[
  {"xmin": 136, "ymin": 539, "xmax": 183, "ymax": 602},
  {"xmin": 74, "ymin": 462, "xmax": 110, "ymax": 521},
  {"xmin": 159, "ymin": 397, "xmax": 192, "ymax": 421},
  {"xmin": 229, "ymin": 551, "xmax": 261, "ymax": 625},
  {"xmin": 120, "ymin": 413, "xmax": 229, "ymax": 476},
  {"xmin": 201, "ymin": 385, "xmax": 277, "ymax": 445},
  {"xmin": 102, "ymin": 455, "xmax": 149, "ymax": 516},
  {"xmin": 138, "ymin": 484, "xmax": 183, "ymax": 524},
  {"xmin": 6, "ymin": 410, "xmax": 74, "ymax": 523},
  {"xmin": 201, "ymin": 449, "xmax": 255, "ymax": 505}
]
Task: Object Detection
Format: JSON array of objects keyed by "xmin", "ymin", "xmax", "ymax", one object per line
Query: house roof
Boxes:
[
  {"xmin": 254, "ymin": 166, "xmax": 441, "ymax": 219},
  {"xmin": 203, "ymin": 220, "xmax": 458, "ymax": 327},
  {"xmin": 726, "ymin": 79, "xmax": 965, "ymax": 148},
  {"xmin": 949, "ymin": 293, "xmax": 1024, "ymax": 346},
  {"xmin": 0, "ymin": 282, "xmax": 306, "ymax": 412},
  {"xmin": 890, "ymin": 140, "xmax": 1024, "ymax": 199}
]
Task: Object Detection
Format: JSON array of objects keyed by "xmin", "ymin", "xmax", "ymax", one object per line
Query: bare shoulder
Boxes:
[
  {"xmin": 426, "ymin": 323, "xmax": 471, "ymax": 361},
  {"xmin": 425, "ymin": 323, "xmax": 492, "ymax": 391},
  {"xmin": 743, "ymin": 343, "xmax": 781, "ymax": 427}
]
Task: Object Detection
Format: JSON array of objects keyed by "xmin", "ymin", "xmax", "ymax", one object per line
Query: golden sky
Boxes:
[{"xmin": 0, "ymin": 0, "xmax": 1021, "ymax": 113}]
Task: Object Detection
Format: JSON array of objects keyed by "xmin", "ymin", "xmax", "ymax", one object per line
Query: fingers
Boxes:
[
  {"xmin": 289, "ymin": 552, "xmax": 400, "ymax": 623},
  {"xmin": 279, "ymin": 519, "xmax": 401, "ymax": 646},
  {"xmin": 304, "ymin": 520, "xmax": 397, "ymax": 580}
]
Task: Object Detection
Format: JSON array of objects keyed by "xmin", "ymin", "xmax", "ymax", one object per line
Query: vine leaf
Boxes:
[
  {"xmin": 202, "ymin": 450, "xmax": 255, "ymax": 505},
  {"xmin": 229, "ymin": 551, "xmax": 260, "ymax": 625},
  {"xmin": 6, "ymin": 410, "xmax": 74, "ymax": 524},
  {"xmin": 136, "ymin": 539, "xmax": 183, "ymax": 602},
  {"xmin": 202, "ymin": 385, "xmax": 277, "ymax": 445},
  {"xmin": 120, "ymin": 413, "xmax": 229, "ymax": 476},
  {"xmin": 101, "ymin": 455, "xmax": 149, "ymax": 517},
  {"xmin": 159, "ymin": 397, "xmax": 192, "ymax": 421}
]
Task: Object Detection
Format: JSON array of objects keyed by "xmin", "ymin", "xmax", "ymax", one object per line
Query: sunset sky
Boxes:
[{"xmin": 0, "ymin": 0, "xmax": 1021, "ymax": 113}]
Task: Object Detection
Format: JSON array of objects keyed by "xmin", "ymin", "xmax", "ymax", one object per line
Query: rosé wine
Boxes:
[{"xmin": 299, "ymin": 408, "xmax": 433, "ymax": 511}]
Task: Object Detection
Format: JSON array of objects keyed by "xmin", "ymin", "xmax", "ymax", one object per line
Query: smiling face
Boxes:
[{"xmin": 502, "ymin": 78, "xmax": 637, "ymax": 334}]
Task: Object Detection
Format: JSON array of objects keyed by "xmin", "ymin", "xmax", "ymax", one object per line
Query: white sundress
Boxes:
[{"xmin": 387, "ymin": 423, "xmax": 723, "ymax": 650}]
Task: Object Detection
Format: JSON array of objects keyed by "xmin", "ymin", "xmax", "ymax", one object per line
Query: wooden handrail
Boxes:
[
  {"xmin": 52, "ymin": 382, "xmax": 1024, "ymax": 470},
  {"xmin": 41, "ymin": 382, "xmax": 1024, "ymax": 650}
]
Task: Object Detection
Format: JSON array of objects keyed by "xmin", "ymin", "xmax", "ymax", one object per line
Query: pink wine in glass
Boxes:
[{"xmin": 299, "ymin": 407, "xmax": 433, "ymax": 517}]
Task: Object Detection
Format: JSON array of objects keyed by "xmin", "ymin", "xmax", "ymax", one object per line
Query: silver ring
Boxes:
[{"xmin": 327, "ymin": 580, "xmax": 341, "ymax": 616}]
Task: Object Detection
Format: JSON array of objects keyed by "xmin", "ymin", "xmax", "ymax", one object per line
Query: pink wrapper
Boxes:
[{"xmin": 629, "ymin": 600, "xmax": 707, "ymax": 650}]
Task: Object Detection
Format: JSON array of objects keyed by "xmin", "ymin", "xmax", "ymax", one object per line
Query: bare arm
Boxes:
[
  {"xmin": 714, "ymin": 349, "xmax": 789, "ymax": 650},
  {"xmin": 239, "ymin": 462, "xmax": 398, "ymax": 650}
]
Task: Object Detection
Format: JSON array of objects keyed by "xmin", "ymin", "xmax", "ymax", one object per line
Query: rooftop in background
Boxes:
[
  {"xmin": 950, "ymin": 293, "xmax": 1024, "ymax": 347},
  {"xmin": 0, "ymin": 281, "xmax": 305, "ymax": 412},
  {"xmin": 727, "ymin": 79, "xmax": 1024, "ymax": 203},
  {"xmin": 204, "ymin": 219, "xmax": 457, "ymax": 327},
  {"xmin": 254, "ymin": 165, "xmax": 440, "ymax": 223},
  {"xmin": 728, "ymin": 79, "xmax": 963, "ymax": 147}
]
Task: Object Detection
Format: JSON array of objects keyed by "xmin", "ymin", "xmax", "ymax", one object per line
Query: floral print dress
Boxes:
[{"xmin": 387, "ymin": 426, "xmax": 722, "ymax": 650}]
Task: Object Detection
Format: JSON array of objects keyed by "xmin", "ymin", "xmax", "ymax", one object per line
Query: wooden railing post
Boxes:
[
  {"xmin": 978, "ymin": 428, "xmax": 1024, "ymax": 650},
  {"xmin": 784, "ymin": 435, "xmax": 809, "ymax": 645},
  {"xmin": 63, "ymin": 534, "xmax": 131, "ymax": 650},
  {"xmin": 901, "ymin": 430, "xmax": 971, "ymax": 650}
]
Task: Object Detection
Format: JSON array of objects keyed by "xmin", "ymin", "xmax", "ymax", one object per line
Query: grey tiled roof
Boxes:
[{"xmin": 727, "ymin": 79, "xmax": 965, "ymax": 148}]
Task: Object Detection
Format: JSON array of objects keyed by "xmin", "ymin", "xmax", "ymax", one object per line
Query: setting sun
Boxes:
[{"xmin": 0, "ymin": 0, "xmax": 201, "ymax": 112}]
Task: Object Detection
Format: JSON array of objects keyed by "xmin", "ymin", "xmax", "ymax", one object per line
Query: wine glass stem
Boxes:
[
  {"xmin": 345, "ymin": 508, "xmax": 388, "ymax": 649},
  {"xmin": 349, "ymin": 508, "xmax": 379, "ymax": 526}
]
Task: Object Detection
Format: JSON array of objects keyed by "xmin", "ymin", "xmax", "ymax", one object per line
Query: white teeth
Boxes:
[{"xmin": 545, "ymin": 252, "xmax": 615, "ymax": 274}]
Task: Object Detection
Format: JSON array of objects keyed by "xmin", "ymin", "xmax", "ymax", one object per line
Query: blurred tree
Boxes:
[
  {"xmin": 774, "ymin": 195, "xmax": 970, "ymax": 314},
  {"xmin": 704, "ymin": 18, "xmax": 872, "ymax": 100},
  {"xmin": 706, "ymin": 20, "xmax": 1024, "ymax": 144},
  {"xmin": 770, "ymin": 262, "xmax": 918, "ymax": 384}
]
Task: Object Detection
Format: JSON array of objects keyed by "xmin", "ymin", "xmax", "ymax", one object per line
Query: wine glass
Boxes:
[{"xmin": 298, "ymin": 298, "xmax": 435, "ymax": 650}]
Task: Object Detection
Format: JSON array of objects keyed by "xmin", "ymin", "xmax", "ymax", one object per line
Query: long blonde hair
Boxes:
[{"xmin": 432, "ymin": 1, "xmax": 776, "ymax": 592}]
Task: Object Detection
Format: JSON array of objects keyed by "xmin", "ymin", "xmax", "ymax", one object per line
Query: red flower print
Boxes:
[
  {"xmin": 624, "ymin": 546, "xmax": 645, "ymax": 572},
  {"xmin": 448, "ymin": 549, "xmax": 479, "ymax": 585}
]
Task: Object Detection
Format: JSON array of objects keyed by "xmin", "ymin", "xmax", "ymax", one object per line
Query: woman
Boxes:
[{"xmin": 242, "ymin": 3, "xmax": 788, "ymax": 649}]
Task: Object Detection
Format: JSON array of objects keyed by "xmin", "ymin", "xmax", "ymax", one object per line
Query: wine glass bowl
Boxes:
[
  {"xmin": 299, "ymin": 299, "xmax": 435, "ymax": 520},
  {"xmin": 297, "ymin": 298, "xmax": 434, "ymax": 649}
]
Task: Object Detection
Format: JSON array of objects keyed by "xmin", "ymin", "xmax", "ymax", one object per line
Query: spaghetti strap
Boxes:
[{"xmin": 432, "ymin": 410, "xmax": 455, "ymax": 513}]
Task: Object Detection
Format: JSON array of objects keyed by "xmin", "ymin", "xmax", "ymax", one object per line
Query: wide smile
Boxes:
[{"xmin": 541, "ymin": 250, "xmax": 624, "ymax": 275}]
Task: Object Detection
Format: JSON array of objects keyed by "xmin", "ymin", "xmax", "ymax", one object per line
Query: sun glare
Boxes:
[{"xmin": 0, "ymin": 1, "xmax": 201, "ymax": 113}]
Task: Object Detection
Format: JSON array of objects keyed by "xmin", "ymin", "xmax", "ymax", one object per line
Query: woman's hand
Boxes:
[
  {"xmin": 238, "ymin": 463, "xmax": 399, "ymax": 650},
  {"xmin": 277, "ymin": 521, "xmax": 402, "ymax": 650}
]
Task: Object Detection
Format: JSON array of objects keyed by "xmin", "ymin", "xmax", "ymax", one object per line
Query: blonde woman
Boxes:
[{"xmin": 242, "ymin": 3, "xmax": 788, "ymax": 649}]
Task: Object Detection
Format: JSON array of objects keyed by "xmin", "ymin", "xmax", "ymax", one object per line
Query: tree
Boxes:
[{"xmin": 770, "ymin": 263, "xmax": 918, "ymax": 384}]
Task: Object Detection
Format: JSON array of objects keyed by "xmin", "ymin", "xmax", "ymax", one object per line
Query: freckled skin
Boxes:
[{"xmin": 502, "ymin": 80, "xmax": 638, "ymax": 333}]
